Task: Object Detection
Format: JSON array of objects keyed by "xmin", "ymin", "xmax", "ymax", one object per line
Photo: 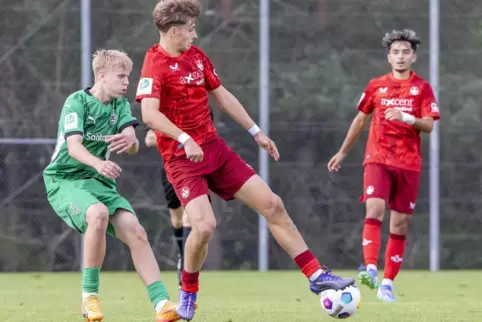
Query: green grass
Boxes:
[{"xmin": 1, "ymin": 270, "xmax": 482, "ymax": 321}]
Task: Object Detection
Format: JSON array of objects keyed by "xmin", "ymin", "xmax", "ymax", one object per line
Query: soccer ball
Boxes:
[{"xmin": 320, "ymin": 285, "xmax": 361, "ymax": 319}]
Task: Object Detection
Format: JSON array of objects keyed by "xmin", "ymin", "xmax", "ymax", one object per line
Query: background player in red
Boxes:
[
  {"xmin": 137, "ymin": 0, "xmax": 354, "ymax": 320},
  {"xmin": 328, "ymin": 29, "xmax": 440, "ymax": 302}
]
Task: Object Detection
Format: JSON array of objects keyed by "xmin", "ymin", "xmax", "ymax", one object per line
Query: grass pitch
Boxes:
[{"xmin": 1, "ymin": 270, "xmax": 481, "ymax": 321}]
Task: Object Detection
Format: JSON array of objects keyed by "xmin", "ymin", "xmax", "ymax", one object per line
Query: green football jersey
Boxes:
[{"xmin": 44, "ymin": 88, "xmax": 138, "ymax": 186}]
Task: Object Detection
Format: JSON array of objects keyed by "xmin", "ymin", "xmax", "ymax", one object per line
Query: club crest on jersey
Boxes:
[
  {"xmin": 196, "ymin": 60, "xmax": 204, "ymax": 71},
  {"xmin": 410, "ymin": 86, "xmax": 420, "ymax": 95},
  {"xmin": 109, "ymin": 110, "xmax": 118, "ymax": 125},
  {"xmin": 69, "ymin": 202, "xmax": 80, "ymax": 215},
  {"xmin": 181, "ymin": 187, "xmax": 190, "ymax": 199}
]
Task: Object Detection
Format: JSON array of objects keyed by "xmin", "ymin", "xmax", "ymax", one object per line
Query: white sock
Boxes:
[
  {"xmin": 155, "ymin": 299, "xmax": 168, "ymax": 313},
  {"xmin": 381, "ymin": 278, "xmax": 393, "ymax": 287},
  {"xmin": 366, "ymin": 264, "xmax": 377, "ymax": 272},
  {"xmin": 309, "ymin": 269, "xmax": 323, "ymax": 281},
  {"xmin": 82, "ymin": 292, "xmax": 98, "ymax": 300}
]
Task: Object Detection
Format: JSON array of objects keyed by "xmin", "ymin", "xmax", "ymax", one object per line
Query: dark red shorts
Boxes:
[
  {"xmin": 360, "ymin": 163, "xmax": 421, "ymax": 214},
  {"xmin": 165, "ymin": 137, "xmax": 257, "ymax": 207}
]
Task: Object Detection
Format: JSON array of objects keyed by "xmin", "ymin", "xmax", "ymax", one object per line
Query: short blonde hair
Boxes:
[
  {"xmin": 153, "ymin": 0, "xmax": 201, "ymax": 33},
  {"xmin": 92, "ymin": 49, "xmax": 133, "ymax": 76}
]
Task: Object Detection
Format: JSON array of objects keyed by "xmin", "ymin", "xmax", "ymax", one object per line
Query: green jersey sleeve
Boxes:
[
  {"xmin": 117, "ymin": 100, "xmax": 139, "ymax": 133},
  {"xmin": 62, "ymin": 97, "xmax": 86, "ymax": 138}
]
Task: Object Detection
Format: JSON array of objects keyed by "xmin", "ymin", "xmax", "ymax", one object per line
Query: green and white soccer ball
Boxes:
[{"xmin": 320, "ymin": 285, "xmax": 361, "ymax": 319}]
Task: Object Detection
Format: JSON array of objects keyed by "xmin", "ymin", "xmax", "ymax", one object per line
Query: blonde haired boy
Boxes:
[{"xmin": 44, "ymin": 49, "xmax": 181, "ymax": 322}]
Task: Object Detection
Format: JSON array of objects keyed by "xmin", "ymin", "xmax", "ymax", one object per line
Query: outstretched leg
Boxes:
[
  {"xmin": 110, "ymin": 209, "xmax": 182, "ymax": 322},
  {"xmin": 234, "ymin": 175, "xmax": 355, "ymax": 294}
]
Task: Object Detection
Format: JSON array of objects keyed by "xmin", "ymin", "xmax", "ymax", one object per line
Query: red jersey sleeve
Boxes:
[
  {"xmin": 421, "ymin": 82, "xmax": 440, "ymax": 120},
  {"xmin": 200, "ymin": 52, "xmax": 221, "ymax": 91},
  {"xmin": 357, "ymin": 80, "xmax": 375, "ymax": 114},
  {"xmin": 135, "ymin": 51, "xmax": 163, "ymax": 102}
]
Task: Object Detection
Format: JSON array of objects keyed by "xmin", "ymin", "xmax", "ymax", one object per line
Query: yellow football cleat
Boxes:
[
  {"xmin": 155, "ymin": 300, "xmax": 199, "ymax": 322},
  {"xmin": 82, "ymin": 295, "xmax": 104, "ymax": 322},
  {"xmin": 156, "ymin": 300, "xmax": 181, "ymax": 322}
]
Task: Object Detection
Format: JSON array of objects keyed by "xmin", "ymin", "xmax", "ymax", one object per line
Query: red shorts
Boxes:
[
  {"xmin": 360, "ymin": 163, "xmax": 421, "ymax": 214},
  {"xmin": 165, "ymin": 137, "xmax": 257, "ymax": 207}
]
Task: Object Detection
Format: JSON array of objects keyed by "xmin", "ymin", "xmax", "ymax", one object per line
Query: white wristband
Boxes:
[
  {"xmin": 248, "ymin": 124, "xmax": 261, "ymax": 136},
  {"xmin": 177, "ymin": 132, "xmax": 191, "ymax": 145},
  {"xmin": 400, "ymin": 112, "xmax": 416, "ymax": 125}
]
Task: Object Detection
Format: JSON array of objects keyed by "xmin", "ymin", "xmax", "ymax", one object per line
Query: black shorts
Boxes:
[{"xmin": 161, "ymin": 167, "xmax": 181, "ymax": 209}]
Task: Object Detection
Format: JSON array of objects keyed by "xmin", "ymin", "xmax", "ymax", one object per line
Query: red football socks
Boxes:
[
  {"xmin": 362, "ymin": 218, "xmax": 382, "ymax": 267},
  {"xmin": 294, "ymin": 250, "xmax": 322, "ymax": 279},
  {"xmin": 181, "ymin": 270, "xmax": 199, "ymax": 293},
  {"xmin": 383, "ymin": 233, "xmax": 406, "ymax": 280}
]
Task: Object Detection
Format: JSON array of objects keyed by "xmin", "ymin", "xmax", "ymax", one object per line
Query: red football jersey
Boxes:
[
  {"xmin": 357, "ymin": 71, "xmax": 440, "ymax": 172},
  {"xmin": 135, "ymin": 44, "xmax": 221, "ymax": 161}
]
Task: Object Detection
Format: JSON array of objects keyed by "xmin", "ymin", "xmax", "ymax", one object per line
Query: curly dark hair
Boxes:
[{"xmin": 382, "ymin": 29, "xmax": 422, "ymax": 52}]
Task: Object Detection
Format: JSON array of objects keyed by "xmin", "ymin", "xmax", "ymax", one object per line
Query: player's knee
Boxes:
[
  {"xmin": 366, "ymin": 198, "xmax": 385, "ymax": 221},
  {"xmin": 193, "ymin": 217, "xmax": 216, "ymax": 242},
  {"xmin": 260, "ymin": 193, "xmax": 286, "ymax": 223},
  {"xmin": 85, "ymin": 204, "xmax": 109, "ymax": 229},
  {"xmin": 132, "ymin": 223, "xmax": 148, "ymax": 242},
  {"xmin": 122, "ymin": 218, "xmax": 149, "ymax": 247}
]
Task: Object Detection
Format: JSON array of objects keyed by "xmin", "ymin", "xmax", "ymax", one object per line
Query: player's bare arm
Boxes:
[
  {"xmin": 384, "ymin": 109, "xmax": 434, "ymax": 133},
  {"xmin": 328, "ymin": 111, "xmax": 370, "ymax": 172},
  {"xmin": 141, "ymin": 97, "xmax": 204, "ymax": 162},
  {"xmin": 210, "ymin": 86, "xmax": 280, "ymax": 161},
  {"xmin": 106, "ymin": 126, "xmax": 139, "ymax": 155},
  {"xmin": 66, "ymin": 134, "xmax": 122, "ymax": 179}
]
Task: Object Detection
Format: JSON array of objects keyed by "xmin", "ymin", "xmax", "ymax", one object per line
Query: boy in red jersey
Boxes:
[
  {"xmin": 328, "ymin": 29, "xmax": 440, "ymax": 302},
  {"xmin": 137, "ymin": 0, "xmax": 354, "ymax": 319}
]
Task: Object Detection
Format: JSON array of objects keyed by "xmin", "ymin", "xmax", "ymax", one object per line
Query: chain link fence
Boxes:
[{"xmin": 1, "ymin": 0, "xmax": 482, "ymax": 272}]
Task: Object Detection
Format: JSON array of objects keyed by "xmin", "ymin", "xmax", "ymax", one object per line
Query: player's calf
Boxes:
[
  {"xmin": 389, "ymin": 211, "xmax": 410, "ymax": 235},
  {"xmin": 83, "ymin": 204, "xmax": 109, "ymax": 271},
  {"xmin": 234, "ymin": 176, "xmax": 355, "ymax": 293},
  {"xmin": 234, "ymin": 177, "xmax": 307, "ymax": 257},
  {"xmin": 183, "ymin": 195, "xmax": 216, "ymax": 272},
  {"xmin": 110, "ymin": 210, "xmax": 165, "ymax": 286},
  {"xmin": 82, "ymin": 203, "xmax": 109, "ymax": 315}
]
